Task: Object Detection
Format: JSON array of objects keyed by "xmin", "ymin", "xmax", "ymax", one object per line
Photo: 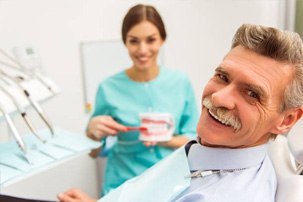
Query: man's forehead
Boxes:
[{"xmin": 221, "ymin": 46, "xmax": 294, "ymax": 80}]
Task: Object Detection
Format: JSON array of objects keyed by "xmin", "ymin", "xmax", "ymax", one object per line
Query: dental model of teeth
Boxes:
[{"xmin": 138, "ymin": 113, "xmax": 175, "ymax": 141}]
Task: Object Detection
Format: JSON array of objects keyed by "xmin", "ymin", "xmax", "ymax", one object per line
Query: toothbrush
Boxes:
[{"xmin": 126, "ymin": 126, "xmax": 148, "ymax": 132}]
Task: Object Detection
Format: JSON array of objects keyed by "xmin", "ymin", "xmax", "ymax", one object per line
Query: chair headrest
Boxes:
[
  {"xmin": 268, "ymin": 119, "xmax": 303, "ymax": 202},
  {"xmin": 287, "ymin": 118, "xmax": 303, "ymax": 165},
  {"xmin": 268, "ymin": 135, "xmax": 297, "ymax": 176}
]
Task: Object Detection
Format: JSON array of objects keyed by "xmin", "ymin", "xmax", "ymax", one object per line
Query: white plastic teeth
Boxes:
[
  {"xmin": 147, "ymin": 123, "xmax": 167, "ymax": 132},
  {"xmin": 209, "ymin": 109, "xmax": 231, "ymax": 127}
]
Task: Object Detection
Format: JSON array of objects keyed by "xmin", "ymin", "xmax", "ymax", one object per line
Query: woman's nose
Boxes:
[{"xmin": 138, "ymin": 42, "xmax": 148, "ymax": 53}]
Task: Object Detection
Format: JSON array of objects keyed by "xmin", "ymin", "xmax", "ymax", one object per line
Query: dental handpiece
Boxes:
[
  {"xmin": 0, "ymin": 83, "xmax": 46, "ymax": 143},
  {"xmin": 23, "ymin": 89, "xmax": 55, "ymax": 136},
  {"xmin": 0, "ymin": 101, "xmax": 32, "ymax": 164},
  {"xmin": 21, "ymin": 112, "xmax": 47, "ymax": 143},
  {"xmin": 0, "ymin": 73, "xmax": 55, "ymax": 136},
  {"xmin": 2, "ymin": 113, "xmax": 26, "ymax": 153}
]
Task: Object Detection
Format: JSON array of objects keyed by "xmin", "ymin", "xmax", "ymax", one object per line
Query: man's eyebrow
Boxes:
[
  {"xmin": 215, "ymin": 66, "xmax": 228, "ymax": 75},
  {"xmin": 245, "ymin": 84, "xmax": 266, "ymax": 98}
]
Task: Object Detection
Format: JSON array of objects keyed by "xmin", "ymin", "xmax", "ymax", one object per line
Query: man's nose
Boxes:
[{"xmin": 211, "ymin": 86, "xmax": 236, "ymax": 109}]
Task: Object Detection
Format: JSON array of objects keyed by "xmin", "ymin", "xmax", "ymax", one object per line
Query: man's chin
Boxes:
[{"xmin": 197, "ymin": 128, "xmax": 239, "ymax": 146}]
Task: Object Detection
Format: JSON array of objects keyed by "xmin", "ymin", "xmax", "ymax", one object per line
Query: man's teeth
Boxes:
[{"xmin": 209, "ymin": 110, "xmax": 230, "ymax": 127}]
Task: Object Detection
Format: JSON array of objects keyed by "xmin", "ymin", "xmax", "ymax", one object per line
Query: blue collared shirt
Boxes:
[{"xmin": 174, "ymin": 143, "xmax": 277, "ymax": 202}]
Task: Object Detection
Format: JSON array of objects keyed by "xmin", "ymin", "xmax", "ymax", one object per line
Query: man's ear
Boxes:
[{"xmin": 271, "ymin": 107, "xmax": 303, "ymax": 135}]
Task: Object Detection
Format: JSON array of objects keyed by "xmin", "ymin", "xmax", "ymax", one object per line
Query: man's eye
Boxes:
[
  {"xmin": 216, "ymin": 73, "xmax": 228, "ymax": 82},
  {"xmin": 247, "ymin": 90, "xmax": 260, "ymax": 100}
]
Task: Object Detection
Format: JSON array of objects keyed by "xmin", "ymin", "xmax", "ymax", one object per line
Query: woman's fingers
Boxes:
[
  {"xmin": 94, "ymin": 124, "xmax": 119, "ymax": 137},
  {"xmin": 101, "ymin": 116, "xmax": 127, "ymax": 132},
  {"xmin": 143, "ymin": 141, "xmax": 157, "ymax": 147},
  {"xmin": 88, "ymin": 116, "xmax": 127, "ymax": 140}
]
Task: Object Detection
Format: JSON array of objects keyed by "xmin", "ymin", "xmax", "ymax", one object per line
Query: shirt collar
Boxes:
[{"xmin": 188, "ymin": 140, "xmax": 268, "ymax": 171}]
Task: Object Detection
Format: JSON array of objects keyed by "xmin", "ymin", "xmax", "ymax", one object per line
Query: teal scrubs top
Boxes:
[{"xmin": 91, "ymin": 66, "xmax": 198, "ymax": 195}]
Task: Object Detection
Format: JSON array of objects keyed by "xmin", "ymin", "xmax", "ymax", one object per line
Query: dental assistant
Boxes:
[{"xmin": 86, "ymin": 4, "xmax": 198, "ymax": 195}]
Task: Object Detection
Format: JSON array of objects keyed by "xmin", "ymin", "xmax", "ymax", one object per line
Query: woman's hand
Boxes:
[
  {"xmin": 87, "ymin": 115, "xmax": 127, "ymax": 141},
  {"xmin": 57, "ymin": 188, "xmax": 97, "ymax": 202},
  {"xmin": 87, "ymin": 116, "xmax": 127, "ymax": 158}
]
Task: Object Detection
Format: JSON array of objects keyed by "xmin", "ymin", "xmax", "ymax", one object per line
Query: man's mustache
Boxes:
[{"xmin": 203, "ymin": 97, "xmax": 242, "ymax": 131}]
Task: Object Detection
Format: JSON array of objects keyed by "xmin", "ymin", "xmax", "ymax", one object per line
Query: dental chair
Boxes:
[{"xmin": 268, "ymin": 124, "xmax": 303, "ymax": 202}]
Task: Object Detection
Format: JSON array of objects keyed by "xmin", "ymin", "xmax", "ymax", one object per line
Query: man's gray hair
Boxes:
[{"xmin": 231, "ymin": 24, "xmax": 303, "ymax": 111}]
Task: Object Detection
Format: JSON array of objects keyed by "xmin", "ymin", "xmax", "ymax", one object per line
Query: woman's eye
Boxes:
[
  {"xmin": 129, "ymin": 39, "xmax": 138, "ymax": 44},
  {"xmin": 147, "ymin": 38, "xmax": 156, "ymax": 43},
  {"xmin": 247, "ymin": 90, "xmax": 260, "ymax": 100}
]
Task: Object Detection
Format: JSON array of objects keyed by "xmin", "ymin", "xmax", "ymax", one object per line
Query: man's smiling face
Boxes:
[{"xmin": 197, "ymin": 45, "xmax": 294, "ymax": 148}]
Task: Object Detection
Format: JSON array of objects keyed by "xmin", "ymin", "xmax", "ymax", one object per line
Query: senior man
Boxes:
[{"xmin": 58, "ymin": 24, "xmax": 303, "ymax": 202}]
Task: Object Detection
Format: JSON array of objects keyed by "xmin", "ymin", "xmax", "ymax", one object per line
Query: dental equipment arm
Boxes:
[
  {"xmin": 0, "ymin": 49, "xmax": 55, "ymax": 93},
  {"xmin": 0, "ymin": 80, "xmax": 46, "ymax": 143},
  {"xmin": 0, "ymin": 72, "xmax": 55, "ymax": 136}
]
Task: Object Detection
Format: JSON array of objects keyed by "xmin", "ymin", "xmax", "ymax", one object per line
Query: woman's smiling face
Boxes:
[{"xmin": 125, "ymin": 21, "xmax": 164, "ymax": 71}]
